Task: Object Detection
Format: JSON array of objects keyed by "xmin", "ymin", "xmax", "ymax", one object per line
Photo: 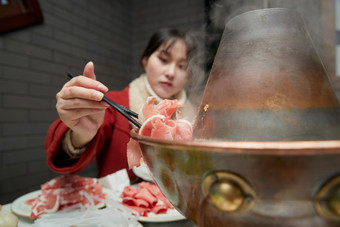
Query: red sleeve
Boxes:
[
  {"xmin": 44, "ymin": 87, "xmax": 133, "ymax": 178},
  {"xmin": 44, "ymin": 113, "xmax": 113, "ymax": 175},
  {"xmin": 45, "ymin": 119, "xmax": 71, "ymax": 172}
]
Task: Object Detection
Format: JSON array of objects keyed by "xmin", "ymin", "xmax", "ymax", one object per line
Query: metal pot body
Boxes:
[
  {"xmin": 131, "ymin": 131, "xmax": 340, "ymax": 227},
  {"xmin": 131, "ymin": 8, "xmax": 340, "ymax": 227},
  {"xmin": 194, "ymin": 8, "xmax": 340, "ymax": 141}
]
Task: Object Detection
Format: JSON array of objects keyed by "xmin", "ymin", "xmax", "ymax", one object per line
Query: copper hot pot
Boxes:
[{"xmin": 131, "ymin": 8, "xmax": 340, "ymax": 227}]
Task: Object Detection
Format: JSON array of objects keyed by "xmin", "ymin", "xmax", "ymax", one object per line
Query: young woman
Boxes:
[{"xmin": 45, "ymin": 28, "xmax": 200, "ymax": 180}]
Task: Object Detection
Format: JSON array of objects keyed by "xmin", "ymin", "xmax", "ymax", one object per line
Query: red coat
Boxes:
[{"xmin": 45, "ymin": 87, "xmax": 136, "ymax": 180}]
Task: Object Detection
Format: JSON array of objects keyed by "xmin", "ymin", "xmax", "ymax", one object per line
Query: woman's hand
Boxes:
[{"xmin": 56, "ymin": 61, "xmax": 109, "ymax": 147}]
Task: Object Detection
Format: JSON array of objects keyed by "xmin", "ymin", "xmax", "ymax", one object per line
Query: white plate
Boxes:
[
  {"xmin": 11, "ymin": 189, "xmax": 106, "ymax": 219},
  {"xmin": 11, "ymin": 190, "xmax": 40, "ymax": 218},
  {"xmin": 11, "ymin": 188, "xmax": 186, "ymax": 223}
]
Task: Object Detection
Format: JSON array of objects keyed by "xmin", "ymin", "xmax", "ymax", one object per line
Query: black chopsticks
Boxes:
[{"xmin": 66, "ymin": 72, "xmax": 141, "ymax": 128}]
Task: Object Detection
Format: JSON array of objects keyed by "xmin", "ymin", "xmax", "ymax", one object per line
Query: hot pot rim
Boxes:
[{"xmin": 130, "ymin": 129, "xmax": 340, "ymax": 155}]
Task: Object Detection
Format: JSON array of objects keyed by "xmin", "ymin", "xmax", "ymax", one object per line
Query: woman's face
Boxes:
[{"xmin": 142, "ymin": 39, "xmax": 189, "ymax": 99}]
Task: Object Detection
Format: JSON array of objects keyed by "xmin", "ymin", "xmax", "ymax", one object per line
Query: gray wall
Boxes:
[
  {"xmin": 130, "ymin": 0, "xmax": 206, "ymax": 76},
  {"xmin": 0, "ymin": 0, "xmax": 205, "ymax": 204}
]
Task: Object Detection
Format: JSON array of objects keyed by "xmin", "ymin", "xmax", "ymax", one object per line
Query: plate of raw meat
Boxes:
[{"xmin": 11, "ymin": 175, "xmax": 107, "ymax": 219}]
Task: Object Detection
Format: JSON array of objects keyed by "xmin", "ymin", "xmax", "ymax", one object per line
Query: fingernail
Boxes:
[
  {"xmin": 93, "ymin": 91, "xmax": 103, "ymax": 100},
  {"xmin": 98, "ymin": 84, "xmax": 108, "ymax": 92}
]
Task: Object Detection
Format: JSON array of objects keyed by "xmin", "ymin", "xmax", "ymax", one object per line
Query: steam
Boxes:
[
  {"xmin": 183, "ymin": 0, "xmax": 271, "ymax": 119},
  {"xmin": 184, "ymin": 0, "xmax": 271, "ymax": 115},
  {"xmin": 185, "ymin": 29, "xmax": 207, "ymax": 107},
  {"xmin": 206, "ymin": 0, "xmax": 336, "ymax": 79},
  {"xmin": 209, "ymin": 0, "xmax": 267, "ymax": 30},
  {"xmin": 183, "ymin": 0, "xmax": 339, "ymax": 121}
]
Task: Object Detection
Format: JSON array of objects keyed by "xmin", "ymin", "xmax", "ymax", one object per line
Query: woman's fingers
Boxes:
[
  {"xmin": 58, "ymin": 97, "xmax": 108, "ymax": 110},
  {"xmin": 65, "ymin": 76, "xmax": 108, "ymax": 93},
  {"xmin": 83, "ymin": 61, "xmax": 96, "ymax": 80},
  {"xmin": 61, "ymin": 86, "xmax": 105, "ymax": 101},
  {"xmin": 55, "ymin": 62, "xmax": 109, "ymax": 135},
  {"xmin": 59, "ymin": 108, "xmax": 106, "ymax": 121}
]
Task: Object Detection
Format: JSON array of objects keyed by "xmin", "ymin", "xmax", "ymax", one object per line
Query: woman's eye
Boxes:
[
  {"xmin": 159, "ymin": 57, "xmax": 168, "ymax": 63},
  {"xmin": 178, "ymin": 64, "xmax": 188, "ymax": 70}
]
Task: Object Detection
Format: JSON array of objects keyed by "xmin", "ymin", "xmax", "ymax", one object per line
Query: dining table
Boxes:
[
  {"xmin": 1, "ymin": 197, "xmax": 194, "ymax": 227},
  {"xmin": 0, "ymin": 170, "xmax": 195, "ymax": 226}
]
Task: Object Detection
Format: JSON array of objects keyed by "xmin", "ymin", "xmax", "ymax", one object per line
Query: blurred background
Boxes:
[{"xmin": 0, "ymin": 0, "xmax": 339, "ymax": 204}]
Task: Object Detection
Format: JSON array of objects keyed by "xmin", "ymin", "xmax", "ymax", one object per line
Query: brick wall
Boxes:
[{"xmin": 0, "ymin": 0, "xmax": 205, "ymax": 204}]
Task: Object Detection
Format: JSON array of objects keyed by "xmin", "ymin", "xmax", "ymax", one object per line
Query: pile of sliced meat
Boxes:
[
  {"xmin": 127, "ymin": 97, "xmax": 193, "ymax": 169},
  {"xmin": 26, "ymin": 175, "xmax": 106, "ymax": 219},
  {"xmin": 121, "ymin": 181, "xmax": 173, "ymax": 217},
  {"xmin": 138, "ymin": 97, "xmax": 192, "ymax": 140}
]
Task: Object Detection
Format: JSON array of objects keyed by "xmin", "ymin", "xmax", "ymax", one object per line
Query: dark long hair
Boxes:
[{"xmin": 140, "ymin": 28, "xmax": 197, "ymax": 66}]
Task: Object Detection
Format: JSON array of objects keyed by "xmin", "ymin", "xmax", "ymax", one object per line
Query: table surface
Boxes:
[{"xmin": 2, "ymin": 203, "xmax": 194, "ymax": 227}]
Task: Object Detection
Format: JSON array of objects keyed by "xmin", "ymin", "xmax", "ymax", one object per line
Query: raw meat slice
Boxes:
[
  {"xmin": 27, "ymin": 175, "xmax": 106, "ymax": 219},
  {"xmin": 151, "ymin": 204, "xmax": 168, "ymax": 214},
  {"xmin": 133, "ymin": 188, "xmax": 158, "ymax": 207},
  {"xmin": 121, "ymin": 181, "xmax": 174, "ymax": 217},
  {"xmin": 138, "ymin": 97, "xmax": 158, "ymax": 122},
  {"xmin": 122, "ymin": 196, "xmax": 149, "ymax": 208},
  {"xmin": 127, "ymin": 97, "xmax": 193, "ymax": 170},
  {"xmin": 139, "ymin": 97, "xmax": 183, "ymax": 122},
  {"xmin": 138, "ymin": 181, "xmax": 173, "ymax": 208},
  {"xmin": 139, "ymin": 115, "xmax": 165, "ymax": 137},
  {"xmin": 127, "ymin": 138, "xmax": 143, "ymax": 170},
  {"xmin": 139, "ymin": 115, "xmax": 177, "ymax": 140},
  {"xmin": 30, "ymin": 190, "xmax": 59, "ymax": 219},
  {"xmin": 153, "ymin": 99, "xmax": 183, "ymax": 119},
  {"xmin": 122, "ymin": 185, "xmax": 139, "ymax": 197},
  {"xmin": 123, "ymin": 204, "xmax": 149, "ymax": 217},
  {"xmin": 174, "ymin": 119, "xmax": 193, "ymax": 140},
  {"xmin": 25, "ymin": 198, "xmax": 36, "ymax": 206}
]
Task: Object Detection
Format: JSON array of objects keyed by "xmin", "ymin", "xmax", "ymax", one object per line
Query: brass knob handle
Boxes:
[
  {"xmin": 314, "ymin": 175, "xmax": 340, "ymax": 221},
  {"xmin": 201, "ymin": 171, "xmax": 255, "ymax": 213}
]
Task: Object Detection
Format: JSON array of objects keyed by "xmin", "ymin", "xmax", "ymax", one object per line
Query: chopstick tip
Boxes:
[{"xmin": 66, "ymin": 72, "xmax": 76, "ymax": 80}]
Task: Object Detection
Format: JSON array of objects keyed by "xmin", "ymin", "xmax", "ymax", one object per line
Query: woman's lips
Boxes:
[{"xmin": 160, "ymin": 81, "xmax": 173, "ymax": 87}]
